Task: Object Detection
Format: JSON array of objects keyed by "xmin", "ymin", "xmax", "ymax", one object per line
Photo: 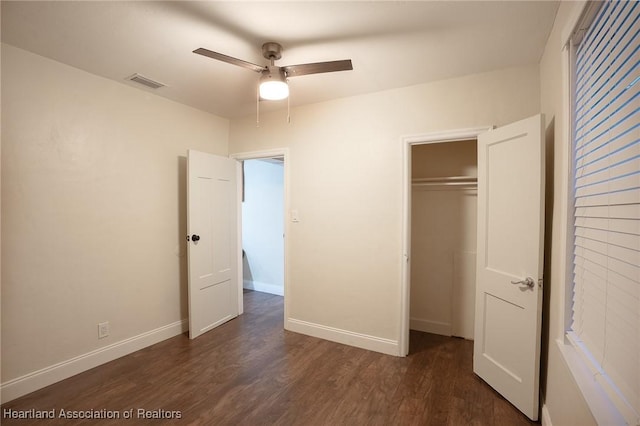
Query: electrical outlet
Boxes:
[{"xmin": 98, "ymin": 321, "xmax": 109, "ymax": 339}]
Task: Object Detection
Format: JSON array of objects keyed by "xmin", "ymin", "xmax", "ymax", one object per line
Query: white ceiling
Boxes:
[{"xmin": 1, "ymin": 1, "xmax": 559, "ymax": 119}]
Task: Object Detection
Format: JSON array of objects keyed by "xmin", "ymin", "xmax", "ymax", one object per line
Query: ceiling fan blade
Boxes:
[
  {"xmin": 193, "ymin": 48, "xmax": 265, "ymax": 73},
  {"xmin": 283, "ymin": 59, "xmax": 353, "ymax": 77}
]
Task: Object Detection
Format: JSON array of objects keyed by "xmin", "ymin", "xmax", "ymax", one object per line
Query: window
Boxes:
[{"xmin": 569, "ymin": 0, "xmax": 639, "ymax": 424}]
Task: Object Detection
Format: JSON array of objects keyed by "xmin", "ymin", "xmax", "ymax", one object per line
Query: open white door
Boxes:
[
  {"xmin": 474, "ymin": 114, "xmax": 545, "ymax": 420},
  {"xmin": 187, "ymin": 150, "xmax": 239, "ymax": 339}
]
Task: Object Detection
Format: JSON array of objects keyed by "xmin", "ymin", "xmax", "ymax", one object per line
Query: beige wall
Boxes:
[
  {"xmin": 539, "ymin": 2, "xmax": 597, "ymax": 425},
  {"xmin": 1, "ymin": 45, "xmax": 229, "ymax": 383},
  {"xmin": 229, "ymin": 66, "xmax": 540, "ymax": 343}
]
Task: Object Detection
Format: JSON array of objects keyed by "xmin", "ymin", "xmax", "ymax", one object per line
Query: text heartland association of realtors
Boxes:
[{"xmin": 3, "ymin": 408, "xmax": 182, "ymax": 420}]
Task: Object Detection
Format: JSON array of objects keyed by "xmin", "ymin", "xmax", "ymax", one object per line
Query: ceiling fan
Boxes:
[{"xmin": 193, "ymin": 42, "xmax": 353, "ymax": 101}]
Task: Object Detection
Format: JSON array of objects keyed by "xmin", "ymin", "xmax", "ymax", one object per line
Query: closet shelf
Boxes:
[{"xmin": 412, "ymin": 176, "xmax": 477, "ymax": 187}]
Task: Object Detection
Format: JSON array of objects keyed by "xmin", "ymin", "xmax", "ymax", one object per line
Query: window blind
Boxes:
[{"xmin": 572, "ymin": 0, "xmax": 639, "ymax": 421}]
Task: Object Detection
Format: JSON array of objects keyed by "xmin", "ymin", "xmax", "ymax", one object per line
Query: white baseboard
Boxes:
[
  {"xmin": 286, "ymin": 318, "xmax": 399, "ymax": 356},
  {"xmin": 1, "ymin": 319, "xmax": 188, "ymax": 404},
  {"xmin": 243, "ymin": 279, "xmax": 284, "ymax": 296},
  {"xmin": 541, "ymin": 403, "xmax": 552, "ymax": 426},
  {"xmin": 410, "ymin": 318, "xmax": 452, "ymax": 336}
]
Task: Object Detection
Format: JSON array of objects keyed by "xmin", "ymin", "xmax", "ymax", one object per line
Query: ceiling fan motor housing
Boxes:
[{"xmin": 261, "ymin": 65, "xmax": 287, "ymax": 83}]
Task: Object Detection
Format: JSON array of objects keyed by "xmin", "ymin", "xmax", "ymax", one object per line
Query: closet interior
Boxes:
[{"xmin": 410, "ymin": 139, "xmax": 478, "ymax": 340}]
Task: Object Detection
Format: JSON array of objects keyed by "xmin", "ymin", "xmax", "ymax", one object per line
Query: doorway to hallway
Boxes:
[{"xmin": 241, "ymin": 157, "xmax": 285, "ymax": 297}]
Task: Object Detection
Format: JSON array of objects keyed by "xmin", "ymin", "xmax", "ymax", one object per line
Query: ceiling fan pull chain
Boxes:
[
  {"xmin": 287, "ymin": 89, "xmax": 291, "ymax": 124},
  {"xmin": 256, "ymin": 85, "xmax": 260, "ymax": 128}
]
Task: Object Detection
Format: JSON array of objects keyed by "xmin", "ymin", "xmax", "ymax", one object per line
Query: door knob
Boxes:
[
  {"xmin": 511, "ymin": 277, "xmax": 534, "ymax": 288},
  {"xmin": 191, "ymin": 234, "xmax": 200, "ymax": 242}
]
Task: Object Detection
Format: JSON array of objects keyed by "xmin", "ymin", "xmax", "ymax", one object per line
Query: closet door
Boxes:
[{"xmin": 473, "ymin": 114, "xmax": 545, "ymax": 421}]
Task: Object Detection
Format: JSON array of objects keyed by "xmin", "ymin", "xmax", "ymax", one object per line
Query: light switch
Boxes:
[{"xmin": 291, "ymin": 209, "xmax": 300, "ymax": 222}]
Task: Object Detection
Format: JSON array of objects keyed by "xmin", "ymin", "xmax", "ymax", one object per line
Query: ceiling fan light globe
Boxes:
[{"xmin": 259, "ymin": 80, "xmax": 289, "ymax": 100}]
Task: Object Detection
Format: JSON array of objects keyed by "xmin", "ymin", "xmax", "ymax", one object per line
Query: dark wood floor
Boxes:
[{"xmin": 2, "ymin": 291, "xmax": 538, "ymax": 425}]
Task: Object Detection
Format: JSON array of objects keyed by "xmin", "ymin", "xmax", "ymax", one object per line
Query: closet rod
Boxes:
[
  {"xmin": 412, "ymin": 181, "xmax": 477, "ymax": 187},
  {"xmin": 412, "ymin": 176, "xmax": 477, "ymax": 187},
  {"xmin": 412, "ymin": 176, "xmax": 477, "ymax": 183}
]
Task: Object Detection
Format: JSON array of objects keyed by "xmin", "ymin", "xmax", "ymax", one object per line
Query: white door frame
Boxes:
[
  {"xmin": 230, "ymin": 148, "xmax": 290, "ymax": 320},
  {"xmin": 400, "ymin": 127, "xmax": 491, "ymax": 356}
]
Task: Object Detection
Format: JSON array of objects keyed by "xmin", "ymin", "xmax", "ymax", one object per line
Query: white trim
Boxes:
[
  {"xmin": 556, "ymin": 339, "xmax": 628, "ymax": 426},
  {"xmin": 402, "ymin": 127, "xmax": 492, "ymax": 145},
  {"xmin": 243, "ymin": 279, "xmax": 284, "ymax": 296},
  {"xmin": 236, "ymin": 160, "xmax": 244, "ymax": 315},
  {"xmin": 230, "ymin": 148, "xmax": 290, "ymax": 323},
  {"xmin": 286, "ymin": 318, "xmax": 398, "ymax": 356},
  {"xmin": 0, "ymin": 319, "xmax": 188, "ymax": 404},
  {"xmin": 567, "ymin": 333, "xmax": 639, "ymax": 425},
  {"xmin": 541, "ymin": 403, "xmax": 553, "ymax": 426},
  {"xmin": 409, "ymin": 318, "xmax": 451, "ymax": 337},
  {"xmin": 560, "ymin": 0, "xmax": 601, "ymax": 45},
  {"xmin": 399, "ymin": 126, "xmax": 491, "ymax": 356},
  {"xmin": 231, "ymin": 148, "xmax": 288, "ymax": 161}
]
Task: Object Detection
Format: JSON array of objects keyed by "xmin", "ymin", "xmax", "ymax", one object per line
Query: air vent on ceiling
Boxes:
[{"xmin": 128, "ymin": 73, "xmax": 165, "ymax": 89}]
